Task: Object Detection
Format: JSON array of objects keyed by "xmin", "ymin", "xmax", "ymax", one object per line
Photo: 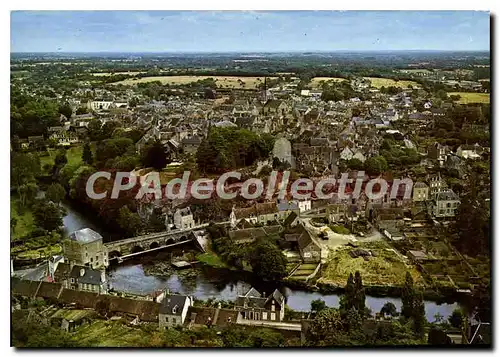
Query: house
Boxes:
[
  {"xmin": 27, "ymin": 135, "xmax": 45, "ymax": 149},
  {"xmin": 181, "ymin": 135, "xmax": 202, "ymax": 155},
  {"xmin": 428, "ymin": 142, "xmax": 449, "ymax": 165},
  {"xmin": 428, "ymin": 173, "xmax": 448, "ymax": 197},
  {"xmin": 63, "ymin": 228, "xmax": 109, "ymax": 269},
  {"xmin": 286, "ymin": 225, "xmax": 322, "ymax": 263},
  {"xmin": 407, "ymin": 250, "xmax": 428, "ymax": 262},
  {"xmin": 412, "ymin": 182, "xmax": 429, "ymax": 202},
  {"xmin": 235, "ymin": 288, "xmax": 285, "ymax": 322},
  {"xmin": 326, "ymin": 204, "xmax": 348, "ymax": 223},
  {"xmin": 48, "ymin": 126, "xmax": 79, "ymax": 146},
  {"xmin": 383, "ymin": 227, "xmax": 404, "ymax": 241},
  {"xmin": 53, "ymin": 263, "xmax": 108, "ymax": 294},
  {"xmin": 456, "ymin": 145, "xmax": 482, "ymax": 160},
  {"xmin": 228, "ymin": 225, "xmax": 282, "ymax": 245},
  {"xmin": 230, "ymin": 202, "xmax": 280, "ymax": 226},
  {"xmin": 173, "ymin": 207, "xmax": 195, "ymax": 230},
  {"xmin": 87, "ymin": 100, "xmax": 114, "ymax": 111},
  {"xmin": 159, "ymin": 293, "xmax": 193, "ymax": 329},
  {"xmin": 430, "ymin": 189, "xmax": 460, "ymax": 218},
  {"xmin": 283, "ymin": 211, "xmax": 300, "ymax": 228},
  {"xmin": 262, "ymin": 99, "xmax": 288, "ymax": 116},
  {"xmin": 340, "ymin": 147, "xmax": 354, "ymax": 161}
]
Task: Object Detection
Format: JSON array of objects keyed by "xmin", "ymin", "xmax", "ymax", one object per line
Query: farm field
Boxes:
[
  {"xmin": 91, "ymin": 71, "xmax": 147, "ymax": 76},
  {"xmin": 112, "ymin": 75, "xmax": 275, "ymax": 88},
  {"xmin": 448, "ymin": 92, "xmax": 490, "ymax": 104},
  {"xmin": 318, "ymin": 241, "xmax": 424, "ymax": 287},
  {"xmin": 310, "ymin": 77, "xmax": 347, "ymax": 88},
  {"xmin": 364, "ymin": 77, "xmax": 420, "ymax": 88}
]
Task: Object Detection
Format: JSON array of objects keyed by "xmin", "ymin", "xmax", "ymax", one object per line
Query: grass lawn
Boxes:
[
  {"xmin": 112, "ymin": 75, "xmax": 275, "ymax": 89},
  {"xmin": 10, "ymin": 198, "xmax": 34, "ymax": 241},
  {"xmin": 40, "ymin": 145, "xmax": 84, "ymax": 172},
  {"xmin": 318, "ymin": 241, "xmax": 424, "ymax": 287},
  {"xmin": 363, "ymin": 77, "xmax": 420, "ymax": 89},
  {"xmin": 73, "ymin": 320, "xmax": 154, "ymax": 347},
  {"xmin": 196, "ymin": 252, "xmax": 228, "ymax": 269},
  {"xmin": 448, "ymin": 92, "xmax": 490, "ymax": 104}
]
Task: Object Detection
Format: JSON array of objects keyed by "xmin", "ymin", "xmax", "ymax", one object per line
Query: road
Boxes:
[{"xmin": 300, "ymin": 217, "xmax": 383, "ymax": 261}]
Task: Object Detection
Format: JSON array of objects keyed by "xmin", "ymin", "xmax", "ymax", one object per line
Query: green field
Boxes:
[
  {"xmin": 364, "ymin": 77, "xmax": 420, "ymax": 89},
  {"xmin": 448, "ymin": 92, "xmax": 490, "ymax": 104},
  {"xmin": 10, "ymin": 198, "xmax": 34, "ymax": 241},
  {"xmin": 310, "ymin": 77, "xmax": 347, "ymax": 88},
  {"xmin": 112, "ymin": 75, "xmax": 275, "ymax": 88},
  {"xmin": 40, "ymin": 145, "xmax": 84, "ymax": 172}
]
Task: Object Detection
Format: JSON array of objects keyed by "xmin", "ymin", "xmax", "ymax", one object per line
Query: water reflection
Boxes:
[{"xmin": 62, "ymin": 201, "xmax": 459, "ymax": 322}]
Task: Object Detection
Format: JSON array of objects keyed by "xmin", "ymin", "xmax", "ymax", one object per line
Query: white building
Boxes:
[
  {"xmin": 159, "ymin": 293, "xmax": 193, "ymax": 329},
  {"xmin": 173, "ymin": 207, "xmax": 195, "ymax": 230}
]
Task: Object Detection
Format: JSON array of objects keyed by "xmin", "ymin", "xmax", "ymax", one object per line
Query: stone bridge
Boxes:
[{"xmin": 104, "ymin": 224, "xmax": 209, "ymax": 260}]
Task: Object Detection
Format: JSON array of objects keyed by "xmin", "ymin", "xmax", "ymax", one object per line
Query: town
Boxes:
[{"xmin": 10, "ymin": 11, "xmax": 491, "ymax": 348}]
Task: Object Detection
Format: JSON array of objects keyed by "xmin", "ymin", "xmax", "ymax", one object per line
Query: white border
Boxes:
[{"xmin": 3, "ymin": 1, "xmax": 497, "ymax": 356}]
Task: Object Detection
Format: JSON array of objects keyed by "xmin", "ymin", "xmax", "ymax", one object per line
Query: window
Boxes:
[
  {"xmin": 165, "ymin": 317, "xmax": 169, "ymax": 323},
  {"xmin": 96, "ymin": 255, "xmax": 99, "ymax": 261},
  {"xmin": 172, "ymin": 318, "xmax": 176, "ymax": 324},
  {"xmin": 71, "ymin": 278, "xmax": 75, "ymax": 283},
  {"xmin": 90, "ymin": 258, "xmax": 93, "ymax": 263}
]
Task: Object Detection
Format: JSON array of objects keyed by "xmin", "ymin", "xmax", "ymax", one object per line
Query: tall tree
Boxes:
[
  {"xmin": 340, "ymin": 273, "xmax": 356, "ymax": 312},
  {"xmin": 82, "ymin": 141, "xmax": 93, "ymax": 165},
  {"xmin": 353, "ymin": 271, "xmax": 366, "ymax": 313},
  {"xmin": 46, "ymin": 183, "xmax": 66, "ymax": 204},
  {"xmin": 248, "ymin": 240, "xmax": 287, "ymax": 282},
  {"xmin": 58, "ymin": 102, "xmax": 73, "ymax": 119},
  {"xmin": 380, "ymin": 302, "xmax": 398, "ymax": 317},
  {"xmin": 412, "ymin": 292, "xmax": 426, "ymax": 338},
  {"xmin": 401, "ymin": 272, "xmax": 415, "ymax": 320},
  {"xmin": 32, "ymin": 200, "xmax": 65, "ymax": 232},
  {"xmin": 141, "ymin": 140, "xmax": 169, "ymax": 170},
  {"xmin": 311, "ymin": 299, "xmax": 327, "ymax": 314}
]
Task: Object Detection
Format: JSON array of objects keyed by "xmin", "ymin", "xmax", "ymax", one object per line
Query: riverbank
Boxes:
[{"xmin": 194, "ymin": 248, "xmax": 463, "ymax": 305}]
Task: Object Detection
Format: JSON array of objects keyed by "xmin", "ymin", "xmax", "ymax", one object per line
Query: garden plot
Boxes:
[{"xmin": 318, "ymin": 241, "xmax": 424, "ymax": 287}]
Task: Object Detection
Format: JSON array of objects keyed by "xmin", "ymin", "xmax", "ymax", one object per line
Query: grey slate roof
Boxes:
[
  {"xmin": 69, "ymin": 228, "xmax": 103, "ymax": 244},
  {"xmin": 70, "ymin": 265, "xmax": 103, "ymax": 285},
  {"xmin": 435, "ymin": 190, "xmax": 459, "ymax": 201},
  {"xmin": 159, "ymin": 294, "xmax": 188, "ymax": 316}
]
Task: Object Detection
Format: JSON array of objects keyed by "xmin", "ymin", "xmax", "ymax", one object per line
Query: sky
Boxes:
[{"xmin": 10, "ymin": 11, "xmax": 490, "ymax": 52}]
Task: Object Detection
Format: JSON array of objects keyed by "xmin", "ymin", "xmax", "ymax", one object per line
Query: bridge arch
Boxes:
[
  {"xmin": 108, "ymin": 250, "xmax": 122, "ymax": 260},
  {"xmin": 166, "ymin": 238, "xmax": 175, "ymax": 245},
  {"xmin": 131, "ymin": 246, "xmax": 144, "ymax": 254},
  {"xmin": 149, "ymin": 241, "xmax": 160, "ymax": 250}
]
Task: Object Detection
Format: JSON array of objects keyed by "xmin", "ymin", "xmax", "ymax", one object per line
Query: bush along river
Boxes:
[{"xmin": 62, "ymin": 202, "xmax": 459, "ymax": 322}]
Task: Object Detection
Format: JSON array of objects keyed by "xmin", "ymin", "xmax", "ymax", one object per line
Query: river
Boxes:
[{"xmin": 61, "ymin": 201, "xmax": 459, "ymax": 322}]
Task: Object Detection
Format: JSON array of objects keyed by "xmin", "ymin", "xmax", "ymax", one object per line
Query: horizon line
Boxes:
[{"xmin": 11, "ymin": 49, "xmax": 491, "ymax": 54}]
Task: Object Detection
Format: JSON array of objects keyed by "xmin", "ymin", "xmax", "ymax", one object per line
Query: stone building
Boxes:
[
  {"xmin": 412, "ymin": 182, "xmax": 429, "ymax": 202},
  {"xmin": 63, "ymin": 228, "xmax": 109, "ymax": 269},
  {"xmin": 235, "ymin": 288, "xmax": 286, "ymax": 322},
  {"xmin": 173, "ymin": 207, "xmax": 195, "ymax": 230}
]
